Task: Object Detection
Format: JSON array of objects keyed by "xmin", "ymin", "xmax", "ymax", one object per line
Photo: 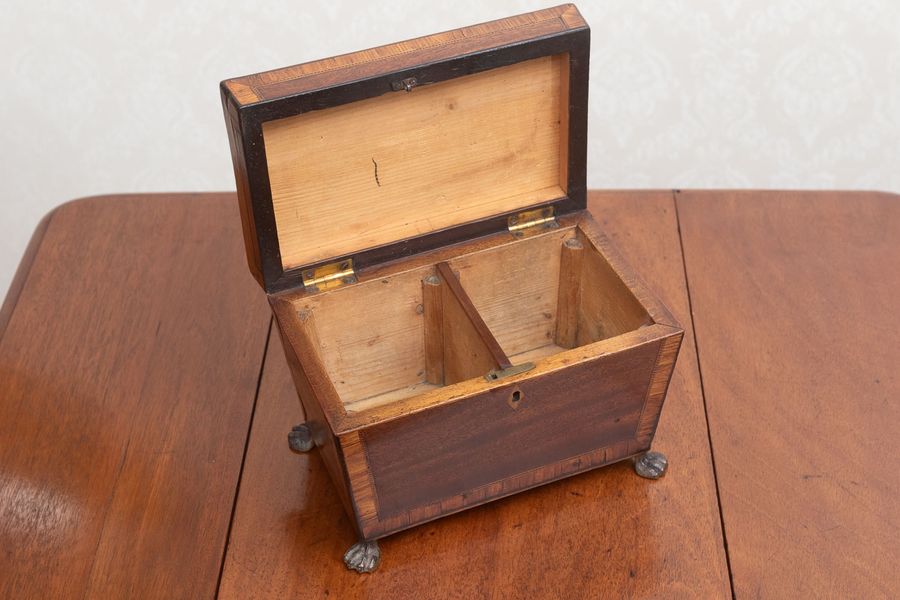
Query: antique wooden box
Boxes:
[{"xmin": 221, "ymin": 4, "xmax": 682, "ymax": 573}]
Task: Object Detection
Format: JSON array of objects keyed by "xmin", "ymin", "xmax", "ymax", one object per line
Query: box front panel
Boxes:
[{"xmin": 356, "ymin": 338, "xmax": 663, "ymax": 537}]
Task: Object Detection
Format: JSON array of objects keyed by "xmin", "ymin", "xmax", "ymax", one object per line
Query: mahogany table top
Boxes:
[{"xmin": 1, "ymin": 190, "xmax": 897, "ymax": 598}]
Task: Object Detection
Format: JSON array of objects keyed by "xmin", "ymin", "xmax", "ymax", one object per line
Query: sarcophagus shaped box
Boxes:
[{"xmin": 221, "ymin": 4, "xmax": 682, "ymax": 573}]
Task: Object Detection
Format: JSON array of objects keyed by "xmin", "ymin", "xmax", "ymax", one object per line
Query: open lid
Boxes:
[{"xmin": 221, "ymin": 4, "xmax": 590, "ymax": 293}]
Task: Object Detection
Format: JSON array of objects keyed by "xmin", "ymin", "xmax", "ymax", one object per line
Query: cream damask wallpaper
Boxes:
[{"xmin": 1, "ymin": 0, "xmax": 898, "ymax": 295}]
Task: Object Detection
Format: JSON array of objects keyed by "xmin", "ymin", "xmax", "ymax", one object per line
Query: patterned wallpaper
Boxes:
[{"xmin": 1, "ymin": 0, "xmax": 898, "ymax": 295}]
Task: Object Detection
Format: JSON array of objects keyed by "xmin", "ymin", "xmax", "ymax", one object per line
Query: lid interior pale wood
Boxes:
[{"xmin": 261, "ymin": 53, "xmax": 571, "ymax": 271}]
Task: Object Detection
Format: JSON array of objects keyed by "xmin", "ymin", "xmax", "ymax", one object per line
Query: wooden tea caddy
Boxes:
[{"xmin": 221, "ymin": 4, "xmax": 682, "ymax": 573}]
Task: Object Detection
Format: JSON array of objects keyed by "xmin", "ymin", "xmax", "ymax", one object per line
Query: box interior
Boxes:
[{"xmin": 292, "ymin": 224, "xmax": 653, "ymax": 413}]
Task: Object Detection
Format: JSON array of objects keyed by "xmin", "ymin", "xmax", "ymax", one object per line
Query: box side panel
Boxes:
[
  {"xmin": 338, "ymin": 431, "xmax": 381, "ymax": 536},
  {"xmin": 273, "ymin": 324, "xmax": 358, "ymax": 529},
  {"xmin": 635, "ymin": 328, "xmax": 683, "ymax": 445},
  {"xmin": 221, "ymin": 89, "xmax": 264, "ymax": 287},
  {"xmin": 353, "ymin": 338, "xmax": 663, "ymax": 539}
]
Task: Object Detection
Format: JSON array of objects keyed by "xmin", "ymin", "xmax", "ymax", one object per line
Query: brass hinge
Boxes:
[
  {"xmin": 302, "ymin": 259, "xmax": 358, "ymax": 292},
  {"xmin": 507, "ymin": 206, "xmax": 559, "ymax": 238}
]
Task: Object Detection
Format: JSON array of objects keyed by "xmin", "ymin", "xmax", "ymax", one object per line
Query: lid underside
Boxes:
[
  {"xmin": 221, "ymin": 4, "xmax": 589, "ymax": 293},
  {"xmin": 262, "ymin": 54, "xmax": 570, "ymax": 272}
]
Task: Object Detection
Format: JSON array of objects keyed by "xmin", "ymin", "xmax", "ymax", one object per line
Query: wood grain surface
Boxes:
[
  {"xmin": 263, "ymin": 55, "xmax": 567, "ymax": 271},
  {"xmin": 217, "ymin": 191, "xmax": 730, "ymax": 599},
  {"xmin": 677, "ymin": 190, "xmax": 900, "ymax": 599},
  {"xmin": 7, "ymin": 189, "xmax": 895, "ymax": 598},
  {"xmin": 0, "ymin": 194, "xmax": 271, "ymax": 599}
]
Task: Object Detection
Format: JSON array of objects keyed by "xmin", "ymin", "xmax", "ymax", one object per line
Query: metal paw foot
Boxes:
[
  {"xmin": 288, "ymin": 424, "xmax": 313, "ymax": 453},
  {"xmin": 343, "ymin": 540, "xmax": 380, "ymax": 573},
  {"xmin": 633, "ymin": 450, "xmax": 668, "ymax": 480}
]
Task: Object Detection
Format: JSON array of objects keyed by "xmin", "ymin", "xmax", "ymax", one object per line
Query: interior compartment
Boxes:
[{"xmin": 292, "ymin": 225, "xmax": 654, "ymax": 413}]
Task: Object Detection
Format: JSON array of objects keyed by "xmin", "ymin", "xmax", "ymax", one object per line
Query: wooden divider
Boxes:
[
  {"xmin": 422, "ymin": 275, "xmax": 444, "ymax": 385},
  {"xmin": 432, "ymin": 262, "xmax": 512, "ymax": 384},
  {"xmin": 555, "ymin": 237, "xmax": 584, "ymax": 348}
]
